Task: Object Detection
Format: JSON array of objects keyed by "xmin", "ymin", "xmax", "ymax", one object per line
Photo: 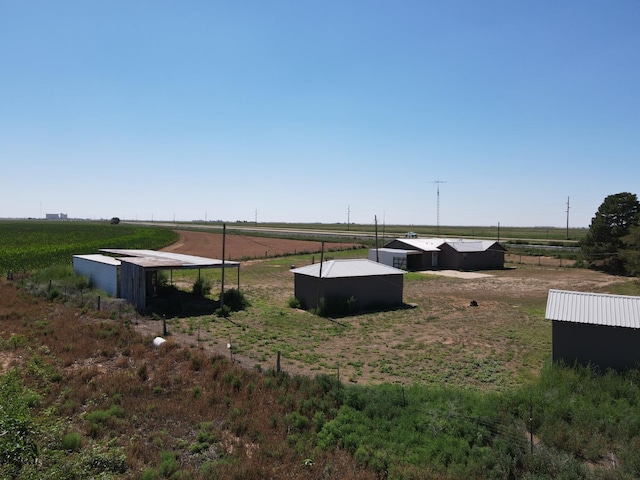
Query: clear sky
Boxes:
[{"xmin": 1, "ymin": 1, "xmax": 638, "ymax": 227}]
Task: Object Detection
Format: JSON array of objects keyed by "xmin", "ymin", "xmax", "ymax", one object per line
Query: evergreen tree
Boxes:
[
  {"xmin": 580, "ymin": 192, "xmax": 640, "ymax": 272},
  {"xmin": 620, "ymin": 225, "xmax": 640, "ymax": 276}
]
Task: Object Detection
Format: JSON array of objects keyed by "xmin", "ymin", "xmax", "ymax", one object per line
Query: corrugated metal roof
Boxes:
[
  {"xmin": 290, "ymin": 259, "xmax": 405, "ymax": 278},
  {"xmin": 373, "ymin": 248, "xmax": 422, "ymax": 254},
  {"xmin": 391, "ymin": 238, "xmax": 442, "ymax": 251},
  {"xmin": 388, "ymin": 238, "xmax": 502, "ymax": 253},
  {"xmin": 73, "ymin": 254, "xmax": 121, "ymax": 266},
  {"xmin": 100, "ymin": 249, "xmax": 239, "ymax": 269},
  {"xmin": 545, "ymin": 289, "xmax": 640, "ymax": 329}
]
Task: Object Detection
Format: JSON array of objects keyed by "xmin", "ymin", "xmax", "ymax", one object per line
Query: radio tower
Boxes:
[{"xmin": 433, "ymin": 180, "xmax": 446, "ymax": 235}]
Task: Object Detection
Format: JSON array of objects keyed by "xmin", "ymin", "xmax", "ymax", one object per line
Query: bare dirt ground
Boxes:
[{"xmin": 161, "ymin": 229, "xmax": 361, "ymax": 260}]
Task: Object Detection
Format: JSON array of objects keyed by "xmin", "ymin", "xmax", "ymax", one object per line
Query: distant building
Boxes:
[
  {"xmin": 373, "ymin": 237, "xmax": 505, "ymax": 271},
  {"xmin": 45, "ymin": 213, "xmax": 68, "ymax": 220}
]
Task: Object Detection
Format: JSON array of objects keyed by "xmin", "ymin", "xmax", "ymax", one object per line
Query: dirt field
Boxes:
[{"xmin": 161, "ymin": 229, "xmax": 361, "ymax": 260}]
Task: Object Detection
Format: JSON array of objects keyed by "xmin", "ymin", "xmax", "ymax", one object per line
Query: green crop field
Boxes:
[{"xmin": 0, "ymin": 220, "xmax": 179, "ymax": 273}]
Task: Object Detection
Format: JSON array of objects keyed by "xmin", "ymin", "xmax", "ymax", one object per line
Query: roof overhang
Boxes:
[{"xmin": 100, "ymin": 249, "xmax": 240, "ymax": 270}]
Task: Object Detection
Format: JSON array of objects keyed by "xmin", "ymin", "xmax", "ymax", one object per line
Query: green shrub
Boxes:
[
  {"xmin": 223, "ymin": 288, "xmax": 249, "ymax": 311},
  {"xmin": 0, "ymin": 370, "xmax": 38, "ymax": 471},
  {"xmin": 288, "ymin": 296, "xmax": 301, "ymax": 309},
  {"xmin": 192, "ymin": 277, "xmax": 212, "ymax": 297},
  {"xmin": 316, "ymin": 295, "xmax": 359, "ymax": 317},
  {"xmin": 61, "ymin": 432, "xmax": 82, "ymax": 451},
  {"xmin": 159, "ymin": 450, "xmax": 180, "ymax": 477}
]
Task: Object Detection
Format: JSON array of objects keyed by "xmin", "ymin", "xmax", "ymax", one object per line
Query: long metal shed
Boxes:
[
  {"xmin": 100, "ymin": 249, "xmax": 241, "ymax": 313},
  {"xmin": 546, "ymin": 289, "xmax": 640, "ymax": 370}
]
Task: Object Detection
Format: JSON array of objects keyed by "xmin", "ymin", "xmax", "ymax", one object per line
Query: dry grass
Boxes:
[{"xmin": 0, "ymin": 279, "xmax": 378, "ymax": 479}]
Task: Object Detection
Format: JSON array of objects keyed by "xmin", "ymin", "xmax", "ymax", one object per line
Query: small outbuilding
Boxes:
[
  {"xmin": 73, "ymin": 254, "xmax": 121, "ymax": 296},
  {"xmin": 290, "ymin": 259, "xmax": 405, "ymax": 311},
  {"xmin": 73, "ymin": 249, "xmax": 240, "ymax": 313},
  {"xmin": 380, "ymin": 237, "xmax": 505, "ymax": 271},
  {"xmin": 546, "ymin": 289, "xmax": 640, "ymax": 370}
]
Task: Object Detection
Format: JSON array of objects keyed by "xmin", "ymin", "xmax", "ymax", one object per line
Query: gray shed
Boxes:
[
  {"xmin": 290, "ymin": 259, "xmax": 405, "ymax": 311},
  {"xmin": 546, "ymin": 289, "xmax": 640, "ymax": 370}
]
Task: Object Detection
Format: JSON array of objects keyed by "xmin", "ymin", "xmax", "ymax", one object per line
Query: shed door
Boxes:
[{"xmin": 431, "ymin": 252, "xmax": 438, "ymax": 267}]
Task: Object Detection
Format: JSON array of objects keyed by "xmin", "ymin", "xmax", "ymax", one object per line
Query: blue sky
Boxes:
[{"xmin": 1, "ymin": 1, "xmax": 638, "ymax": 227}]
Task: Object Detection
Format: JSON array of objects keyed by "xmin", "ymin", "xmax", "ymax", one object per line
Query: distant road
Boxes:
[
  {"xmin": 124, "ymin": 221, "xmax": 579, "ymax": 245},
  {"xmin": 124, "ymin": 221, "xmax": 379, "ymax": 240}
]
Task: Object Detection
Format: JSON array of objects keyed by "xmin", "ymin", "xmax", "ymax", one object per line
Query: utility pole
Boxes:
[
  {"xmin": 566, "ymin": 197, "xmax": 570, "ymax": 240},
  {"xmin": 433, "ymin": 180, "xmax": 446, "ymax": 235},
  {"xmin": 347, "ymin": 205, "xmax": 350, "ymax": 231},
  {"xmin": 221, "ymin": 223, "xmax": 226, "ymax": 311},
  {"xmin": 374, "ymin": 215, "xmax": 379, "ymax": 262}
]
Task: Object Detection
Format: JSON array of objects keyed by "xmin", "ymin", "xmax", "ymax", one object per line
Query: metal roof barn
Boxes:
[
  {"xmin": 290, "ymin": 259, "xmax": 405, "ymax": 311},
  {"xmin": 100, "ymin": 249, "xmax": 240, "ymax": 313},
  {"xmin": 546, "ymin": 289, "xmax": 640, "ymax": 370}
]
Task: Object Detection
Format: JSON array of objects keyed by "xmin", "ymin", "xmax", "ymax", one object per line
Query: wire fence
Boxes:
[{"xmin": 505, "ymin": 254, "xmax": 578, "ymax": 268}]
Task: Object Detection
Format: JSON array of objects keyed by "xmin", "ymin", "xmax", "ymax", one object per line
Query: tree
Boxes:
[
  {"xmin": 619, "ymin": 225, "xmax": 640, "ymax": 276},
  {"xmin": 581, "ymin": 192, "xmax": 640, "ymax": 272}
]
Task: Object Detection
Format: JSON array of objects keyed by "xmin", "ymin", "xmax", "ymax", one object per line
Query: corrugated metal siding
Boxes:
[
  {"xmin": 546, "ymin": 289, "xmax": 640, "ymax": 329},
  {"xmin": 73, "ymin": 256, "xmax": 120, "ymax": 296}
]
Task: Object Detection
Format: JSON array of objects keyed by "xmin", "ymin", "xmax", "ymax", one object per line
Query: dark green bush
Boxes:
[
  {"xmin": 316, "ymin": 295, "xmax": 359, "ymax": 317},
  {"xmin": 223, "ymin": 288, "xmax": 249, "ymax": 311},
  {"xmin": 61, "ymin": 432, "xmax": 82, "ymax": 451},
  {"xmin": 192, "ymin": 277, "xmax": 212, "ymax": 297},
  {"xmin": 288, "ymin": 296, "xmax": 301, "ymax": 309}
]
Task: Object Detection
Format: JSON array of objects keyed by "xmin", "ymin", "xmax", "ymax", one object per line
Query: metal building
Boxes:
[
  {"xmin": 73, "ymin": 249, "xmax": 240, "ymax": 313},
  {"xmin": 546, "ymin": 289, "xmax": 640, "ymax": 370},
  {"xmin": 290, "ymin": 259, "xmax": 405, "ymax": 311},
  {"xmin": 73, "ymin": 254, "xmax": 121, "ymax": 296},
  {"xmin": 101, "ymin": 249, "xmax": 240, "ymax": 313},
  {"xmin": 381, "ymin": 238, "xmax": 505, "ymax": 271}
]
